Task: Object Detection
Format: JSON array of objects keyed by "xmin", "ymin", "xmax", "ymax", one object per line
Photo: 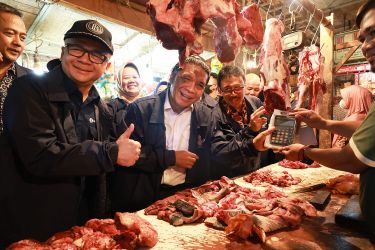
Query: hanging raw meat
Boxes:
[
  {"xmin": 147, "ymin": 0, "xmax": 263, "ymax": 64},
  {"xmin": 199, "ymin": 0, "xmax": 236, "ymax": 21},
  {"xmin": 147, "ymin": 0, "xmax": 190, "ymax": 51},
  {"xmin": 260, "ymin": 18, "xmax": 290, "ymax": 114},
  {"xmin": 237, "ymin": 3, "xmax": 264, "ymax": 49},
  {"xmin": 213, "ymin": 15, "xmax": 243, "ymax": 63},
  {"xmin": 295, "ymin": 45, "xmax": 326, "ymax": 112}
]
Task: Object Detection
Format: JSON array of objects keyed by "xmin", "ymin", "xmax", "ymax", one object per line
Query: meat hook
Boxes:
[
  {"xmin": 310, "ymin": 9, "xmax": 324, "ymax": 46},
  {"xmin": 304, "ymin": 6, "xmax": 316, "ymax": 33}
]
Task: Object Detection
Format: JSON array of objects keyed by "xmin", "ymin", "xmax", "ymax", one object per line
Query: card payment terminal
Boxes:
[{"xmin": 265, "ymin": 109, "xmax": 296, "ymax": 149}]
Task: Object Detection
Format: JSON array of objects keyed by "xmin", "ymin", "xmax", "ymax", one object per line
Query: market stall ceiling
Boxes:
[
  {"xmin": 2, "ymin": 0, "xmax": 364, "ymax": 73},
  {"xmin": 0, "ymin": 0, "xmax": 188, "ymax": 78},
  {"xmin": 256, "ymin": 0, "xmax": 363, "ymax": 40},
  {"xmin": 129, "ymin": 0, "xmax": 363, "ymax": 42}
]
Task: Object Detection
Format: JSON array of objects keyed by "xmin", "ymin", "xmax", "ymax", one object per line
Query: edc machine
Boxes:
[{"xmin": 265, "ymin": 109, "xmax": 297, "ymax": 149}]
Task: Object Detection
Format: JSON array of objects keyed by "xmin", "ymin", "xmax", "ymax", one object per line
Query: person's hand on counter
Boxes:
[
  {"xmin": 278, "ymin": 143, "xmax": 306, "ymax": 161},
  {"xmin": 253, "ymin": 127, "xmax": 276, "ymax": 151}
]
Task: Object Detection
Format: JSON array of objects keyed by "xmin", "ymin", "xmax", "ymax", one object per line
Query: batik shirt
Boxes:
[
  {"xmin": 221, "ymin": 99, "xmax": 249, "ymax": 128},
  {"xmin": 0, "ymin": 63, "xmax": 16, "ymax": 134}
]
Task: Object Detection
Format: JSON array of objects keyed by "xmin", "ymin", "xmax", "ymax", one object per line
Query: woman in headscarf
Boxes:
[
  {"xmin": 332, "ymin": 85, "xmax": 373, "ymax": 148},
  {"xmin": 108, "ymin": 62, "xmax": 144, "ymax": 134},
  {"xmin": 111, "ymin": 62, "xmax": 144, "ymax": 107}
]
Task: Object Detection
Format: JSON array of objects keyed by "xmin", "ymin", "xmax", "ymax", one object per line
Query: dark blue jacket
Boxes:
[
  {"xmin": 209, "ymin": 96, "xmax": 263, "ymax": 179},
  {"xmin": 110, "ymin": 89, "xmax": 212, "ymax": 212},
  {"xmin": 1, "ymin": 66, "xmax": 118, "ymax": 246}
]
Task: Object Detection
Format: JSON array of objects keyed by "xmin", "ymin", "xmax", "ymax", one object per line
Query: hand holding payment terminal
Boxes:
[{"xmin": 265, "ymin": 109, "xmax": 297, "ymax": 149}]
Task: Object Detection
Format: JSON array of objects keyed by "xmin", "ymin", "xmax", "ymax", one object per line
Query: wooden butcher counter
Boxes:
[{"xmin": 137, "ymin": 163, "xmax": 375, "ymax": 250}]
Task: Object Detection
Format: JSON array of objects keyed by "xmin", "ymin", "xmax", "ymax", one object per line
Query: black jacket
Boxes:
[
  {"xmin": 15, "ymin": 62, "xmax": 31, "ymax": 77},
  {"xmin": 107, "ymin": 97, "xmax": 129, "ymax": 136},
  {"xmin": 201, "ymin": 92, "xmax": 218, "ymax": 109},
  {"xmin": 0, "ymin": 67, "xmax": 118, "ymax": 246},
  {"xmin": 209, "ymin": 96, "xmax": 263, "ymax": 179},
  {"xmin": 109, "ymin": 89, "xmax": 212, "ymax": 212}
]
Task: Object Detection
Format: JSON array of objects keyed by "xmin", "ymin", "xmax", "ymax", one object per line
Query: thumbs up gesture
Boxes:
[{"xmin": 116, "ymin": 123, "xmax": 141, "ymax": 167}]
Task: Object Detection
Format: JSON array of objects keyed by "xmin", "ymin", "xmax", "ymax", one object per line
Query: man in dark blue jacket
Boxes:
[
  {"xmin": 1, "ymin": 19, "xmax": 141, "ymax": 247},
  {"xmin": 209, "ymin": 65, "xmax": 269, "ymax": 179},
  {"xmin": 110, "ymin": 56, "xmax": 212, "ymax": 212}
]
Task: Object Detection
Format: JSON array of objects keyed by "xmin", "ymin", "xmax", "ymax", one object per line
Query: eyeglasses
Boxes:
[
  {"xmin": 221, "ymin": 85, "xmax": 244, "ymax": 94},
  {"xmin": 65, "ymin": 44, "xmax": 108, "ymax": 64}
]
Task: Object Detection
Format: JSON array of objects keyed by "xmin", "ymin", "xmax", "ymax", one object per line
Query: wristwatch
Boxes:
[{"xmin": 301, "ymin": 145, "xmax": 314, "ymax": 164}]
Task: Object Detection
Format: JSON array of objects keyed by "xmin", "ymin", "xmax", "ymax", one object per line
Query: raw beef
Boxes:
[
  {"xmin": 115, "ymin": 212, "xmax": 158, "ymax": 248},
  {"xmin": 7, "ymin": 240, "xmax": 52, "ymax": 250},
  {"xmin": 225, "ymin": 196, "xmax": 316, "ymax": 242},
  {"xmin": 326, "ymin": 174, "xmax": 359, "ymax": 195},
  {"xmin": 147, "ymin": 0, "xmax": 263, "ymax": 63},
  {"xmin": 278, "ymin": 159, "xmax": 321, "ymax": 169},
  {"xmin": 7, "ymin": 213, "xmax": 158, "ymax": 250},
  {"xmin": 260, "ymin": 18, "xmax": 290, "ymax": 114},
  {"xmin": 213, "ymin": 16, "xmax": 243, "ymax": 63},
  {"xmin": 237, "ymin": 3, "xmax": 263, "ymax": 49},
  {"xmin": 243, "ymin": 169, "xmax": 302, "ymax": 187},
  {"xmin": 296, "ymin": 45, "xmax": 326, "ymax": 112},
  {"xmin": 144, "ymin": 176, "xmax": 316, "ymax": 243},
  {"xmin": 147, "ymin": 0, "xmax": 188, "ymax": 51},
  {"xmin": 199, "ymin": 0, "xmax": 236, "ymax": 20}
]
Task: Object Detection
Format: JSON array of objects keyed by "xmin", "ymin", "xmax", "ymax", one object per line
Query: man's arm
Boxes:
[
  {"xmin": 323, "ymin": 120, "xmax": 361, "ymax": 138},
  {"xmin": 281, "ymin": 143, "xmax": 368, "ymax": 174},
  {"xmin": 304, "ymin": 145, "xmax": 368, "ymax": 173},
  {"xmin": 292, "ymin": 109, "xmax": 361, "ymax": 137}
]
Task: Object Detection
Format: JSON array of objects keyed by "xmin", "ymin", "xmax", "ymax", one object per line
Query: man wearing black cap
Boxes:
[
  {"xmin": 0, "ymin": 20, "xmax": 141, "ymax": 247},
  {"xmin": 280, "ymin": 0, "xmax": 375, "ymax": 240}
]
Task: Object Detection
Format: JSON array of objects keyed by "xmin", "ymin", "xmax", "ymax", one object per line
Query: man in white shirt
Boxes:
[
  {"xmin": 162, "ymin": 93, "xmax": 194, "ymax": 186},
  {"xmin": 110, "ymin": 56, "xmax": 213, "ymax": 212}
]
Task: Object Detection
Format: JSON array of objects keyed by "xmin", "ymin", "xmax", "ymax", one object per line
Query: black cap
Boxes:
[{"xmin": 64, "ymin": 20, "xmax": 114, "ymax": 54}]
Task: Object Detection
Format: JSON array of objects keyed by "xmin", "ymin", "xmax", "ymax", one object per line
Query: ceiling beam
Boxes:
[
  {"xmin": 295, "ymin": 0, "xmax": 334, "ymax": 30},
  {"xmin": 26, "ymin": 4, "xmax": 52, "ymax": 44},
  {"xmin": 60, "ymin": 0, "xmax": 153, "ymax": 34}
]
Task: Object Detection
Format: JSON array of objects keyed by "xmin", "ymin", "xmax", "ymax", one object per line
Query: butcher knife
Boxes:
[{"xmin": 291, "ymin": 183, "xmax": 326, "ymax": 194}]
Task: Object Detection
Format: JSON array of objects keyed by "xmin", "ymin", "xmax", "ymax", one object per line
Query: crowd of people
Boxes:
[{"xmin": 0, "ymin": 0, "xmax": 375, "ymax": 247}]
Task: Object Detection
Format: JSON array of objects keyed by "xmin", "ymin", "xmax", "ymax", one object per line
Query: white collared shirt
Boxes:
[{"xmin": 161, "ymin": 94, "xmax": 193, "ymax": 186}]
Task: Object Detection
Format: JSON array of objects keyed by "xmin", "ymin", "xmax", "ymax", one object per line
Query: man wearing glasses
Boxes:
[
  {"xmin": 1, "ymin": 20, "xmax": 141, "ymax": 246},
  {"xmin": 209, "ymin": 65, "xmax": 271, "ymax": 179}
]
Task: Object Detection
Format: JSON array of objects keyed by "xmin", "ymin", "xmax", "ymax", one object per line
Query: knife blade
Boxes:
[{"xmin": 291, "ymin": 183, "xmax": 326, "ymax": 194}]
